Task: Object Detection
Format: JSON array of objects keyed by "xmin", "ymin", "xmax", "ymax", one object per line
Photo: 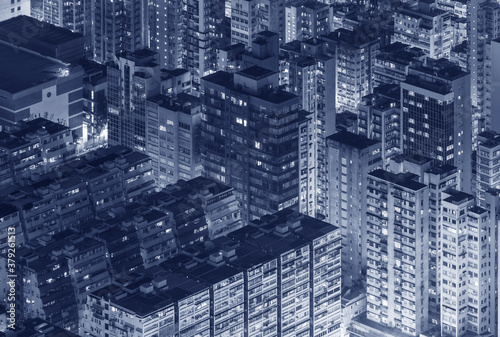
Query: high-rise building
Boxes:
[
  {"xmin": 469, "ymin": 0, "xmax": 500, "ymax": 136},
  {"xmin": 436, "ymin": 0, "xmax": 467, "ymax": 18},
  {"xmin": 373, "ymin": 42, "xmax": 425, "ymax": 87},
  {"xmin": 326, "ymin": 131, "xmax": 381, "ymax": 288},
  {"xmin": 483, "ymin": 189, "xmax": 500, "ymax": 337},
  {"xmin": 423, "ymin": 164, "xmax": 459, "ymax": 319},
  {"xmin": 393, "ymin": 0, "xmax": 452, "ymax": 60},
  {"xmin": 82, "ymin": 208, "xmax": 342, "ymax": 337},
  {"xmin": 0, "ymin": 118, "xmax": 76, "ymax": 183},
  {"xmin": 401, "ymin": 58, "xmax": 472, "ymax": 193},
  {"xmin": 358, "ymin": 88, "xmax": 402, "ymax": 168},
  {"xmin": 389, "ymin": 156, "xmax": 460, "ymax": 321},
  {"xmin": 160, "ymin": 68, "xmax": 192, "ymax": 96},
  {"xmin": 366, "ymin": 169, "xmax": 429, "ymax": 336},
  {"xmin": 17, "ymin": 244, "xmax": 80, "ymax": 331},
  {"xmin": 281, "ymin": 37, "xmax": 336, "ymax": 218},
  {"xmin": 59, "ymin": 146, "xmax": 155, "ymax": 214},
  {"xmin": 230, "ymin": 0, "xmax": 262, "ymax": 48},
  {"xmin": 485, "ymin": 37, "xmax": 500, "ymax": 132},
  {"xmin": 107, "ymin": 49, "xmax": 160, "ymax": 153},
  {"xmin": 93, "ymin": 0, "xmax": 150, "ymax": 63},
  {"xmin": 152, "ymin": 0, "xmax": 225, "ymax": 89},
  {"xmin": 201, "ymin": 66, "xmax": 300, "ymax": 224},
  {"xmin": 120, "ymin": 204, "xmax": 178, "ymax": 267},
  {"xmin": 80, "ymin": 60, "xmax": 108, "ymax": 151},
  {"xmin": 154, "ymin": 0, "xmax": 186, "ymax": 70},
  {"xmin": 476, "ymin": 131, "xmax": 500, "ymax": 207},
  {"xmin": 323, "ymin": 28, "xmax": 379, "ymax": 113},
  {"xmin": 186, "ymin": 0, "xmax": 226, "ymax": 92},
  {"xmin": 242, "ymin": 30, "xmax": 280, "ymax": 72},
  {"xmin": 146, "ymin": 93, "xmax": 202, "ymax": 188},
  {"xmin": 30, "ymin": 0, "xmax": 92, "ymax": 53},
  {"xmin": 230, "ymin": 0, "xmax": 286, "ymax": 48},
  {"xmin": 439, "ymin": 190, "xmax": 496, "ymax": 336},
  {"xmin": 285, "ymin": 0, "xmax": 331, "ymax": 43}
]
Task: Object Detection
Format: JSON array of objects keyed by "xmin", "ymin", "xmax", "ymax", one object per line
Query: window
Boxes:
[{"xmin": 179, "ymin": 122, "xmax": 191, "ymax": 130}]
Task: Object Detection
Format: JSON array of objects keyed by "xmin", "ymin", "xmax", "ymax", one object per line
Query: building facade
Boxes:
[
  {"xmin": 146, "ymin": 93, "xmax": 202, "ymax": 188},
  {"xmin": 393, "ymin": 0, "xmax": 452, "ymax": 60},
  {"xmin": 401, "ymin": 59, "xmax": 472, "ymax": 193},
  {"xmin": 326, "ymin": 131, "xmax": 381, "ymax": 288},
  {"xmin": 107, "ymin": 49, "xmax": 161, "ymax": 153},
  {"xmin": 439, "ymin": 190, "xmax": 496, "ymax": 336},
  {"xmin": 93, "ymin": 0, "xmax": 150, "ymax": 63},
  {"xmin": 285, "ymin": 0, "xmax": 331, "ymax": 43},
  {"xmin": 366, "ymin": 170, "xmax": 429, "ymax": 336},
  {"xmin": 201, "ymin": 66, "xmax": 301, "ymax": 224}
]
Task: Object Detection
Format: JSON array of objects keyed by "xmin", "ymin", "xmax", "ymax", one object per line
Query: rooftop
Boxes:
[
  {"xmin": 323, "ymin": 28, "xmax": 378, "ymax": 47},
  {"xmin": 288, "ymin": 0, "xmax": 329, "ymax": 10},
  {"xmin": 0, "ymin": 202, "xmax": 18, "ymax": 218},
  {"xmin": 161, "ymin": 68, "xmax": 190, "ymax": 77},
  {"xmin": 478, "ymin": 130, "xmax": 500, "ymax": 148},
  {"xmin": 352, "ymin": 313, "xmax": 405, "ymax": 337},
  {"xmin": 203, "ymin": 70, "xmax": 298, "ymax": 105},
  {"xmin": 114, "ymin": 292, "xmax": 172, "ymax": 317},
  {"xmin": 369, "ymin": 169, "xmax": 427, "ymax": 191},
  {"xmin": 0, "ymin": 42, "xmax": 67, "ymax": 93},
  {"xmin": 149, "ymin": 93, "xmax": 200, "ymax": 114},
  {"xmin": 0, "ymin": 16, "xmax": 83, "ymax": 45},
  {"xmin": 237, "ymin": 65, "xmax": 275, "ymax": 80},
  {"xmin": 408, "ymin": 58, "xmax": 468, "ymax": 85},
  {"xmin": 327, "ymin": 130, "xmax": 380, "ymax": 150},
  {"xmin": 443, "ymin": 189, "xmax": 474, "ymax": 205},
  {"xmin": 13, "ymin": 118, "xmax": 69, "ymax": 139},
  {"xmin": 396, "ymin": 3, "xmax": 448, "ymax": 18},
  {"xmin": 469, "ymin": 205, "xmax": 487, "ymax": 215},
  {"xmin": 229, "ymin": 208, "xmax": 339, "ymax": 257},
  {"xmin": 426, "ymin": 164, "xmax": 457, "ymax": 175}
]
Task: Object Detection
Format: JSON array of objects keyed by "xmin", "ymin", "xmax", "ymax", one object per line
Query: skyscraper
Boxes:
[
  {"xmin": 201, "ymin": 66, "xmax": 300, "ymax": 224},
  {"xmin": 145, "ymin": 93, "xmax": 203, "ymax": 187},
  {"xmin": 93, "ymin": 0, "xmax": 150, "ymax": 63},
  {"xmin": 366, "ymin": 169, "xmax": 429, "ymax": 336},
  {"xmin": 393, "ymin": 0, "xmax": 452, "ymax": 60},
  {"xmin": 358, "ymin": 87, "xmax": 402, "ymax": 168},
  {"xmin": 389, "ymin": 156, "xmax": 460, "ymax": 320},
  {"xmin": 439, "ymin": 190, "xmax": 496, "ymax": 336},
  {"xmin": 326, "ymin": 131, "xmax": 381, "ymax": 288},
  {"xmin": 476, "ymin": 131, "xmax": 500, "ymax": 206},
  {"xmin": 401, "ymin": 58, "xmax": 472, "ymax": 192},
  {"xmin": 284, "ymin": 0, "xmax": 331, "ymax": 43},
  {"xmin": 469, "ymin": 0, "xmax": 500, "ymax": 137},
  {"xmin": 281, "ymin": 37, "xmax": 336, "ymax": 218},
  {"xmin": 154, "ymin": 0, "xmax": 186, "ymax": 70},
  {"xmin": 230, "ymin": 0, "xmax": 286, "ymax": 48},
  {"xmin": 323, "ymin": 28, "xmax": 379, "ymax": 113},
  {"xmin": 485, "ymin": 37, "xmax": 500, "ymax": 132},
  {"xmin": 186, "ymin": 0, "xmax": 226, "ymax": 92},
  {"xmin": 107, "ymin": 49, "xmax": 160, "ymax": 153}
]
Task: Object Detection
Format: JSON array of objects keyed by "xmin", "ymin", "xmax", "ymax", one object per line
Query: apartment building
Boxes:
[
  {"xmin": 366, "ymin": 169, "xmax": 429, "ymax": 336},
  {"xmin": 326, "ymin": 131, "xmax": 381, "ymax": 288}
]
